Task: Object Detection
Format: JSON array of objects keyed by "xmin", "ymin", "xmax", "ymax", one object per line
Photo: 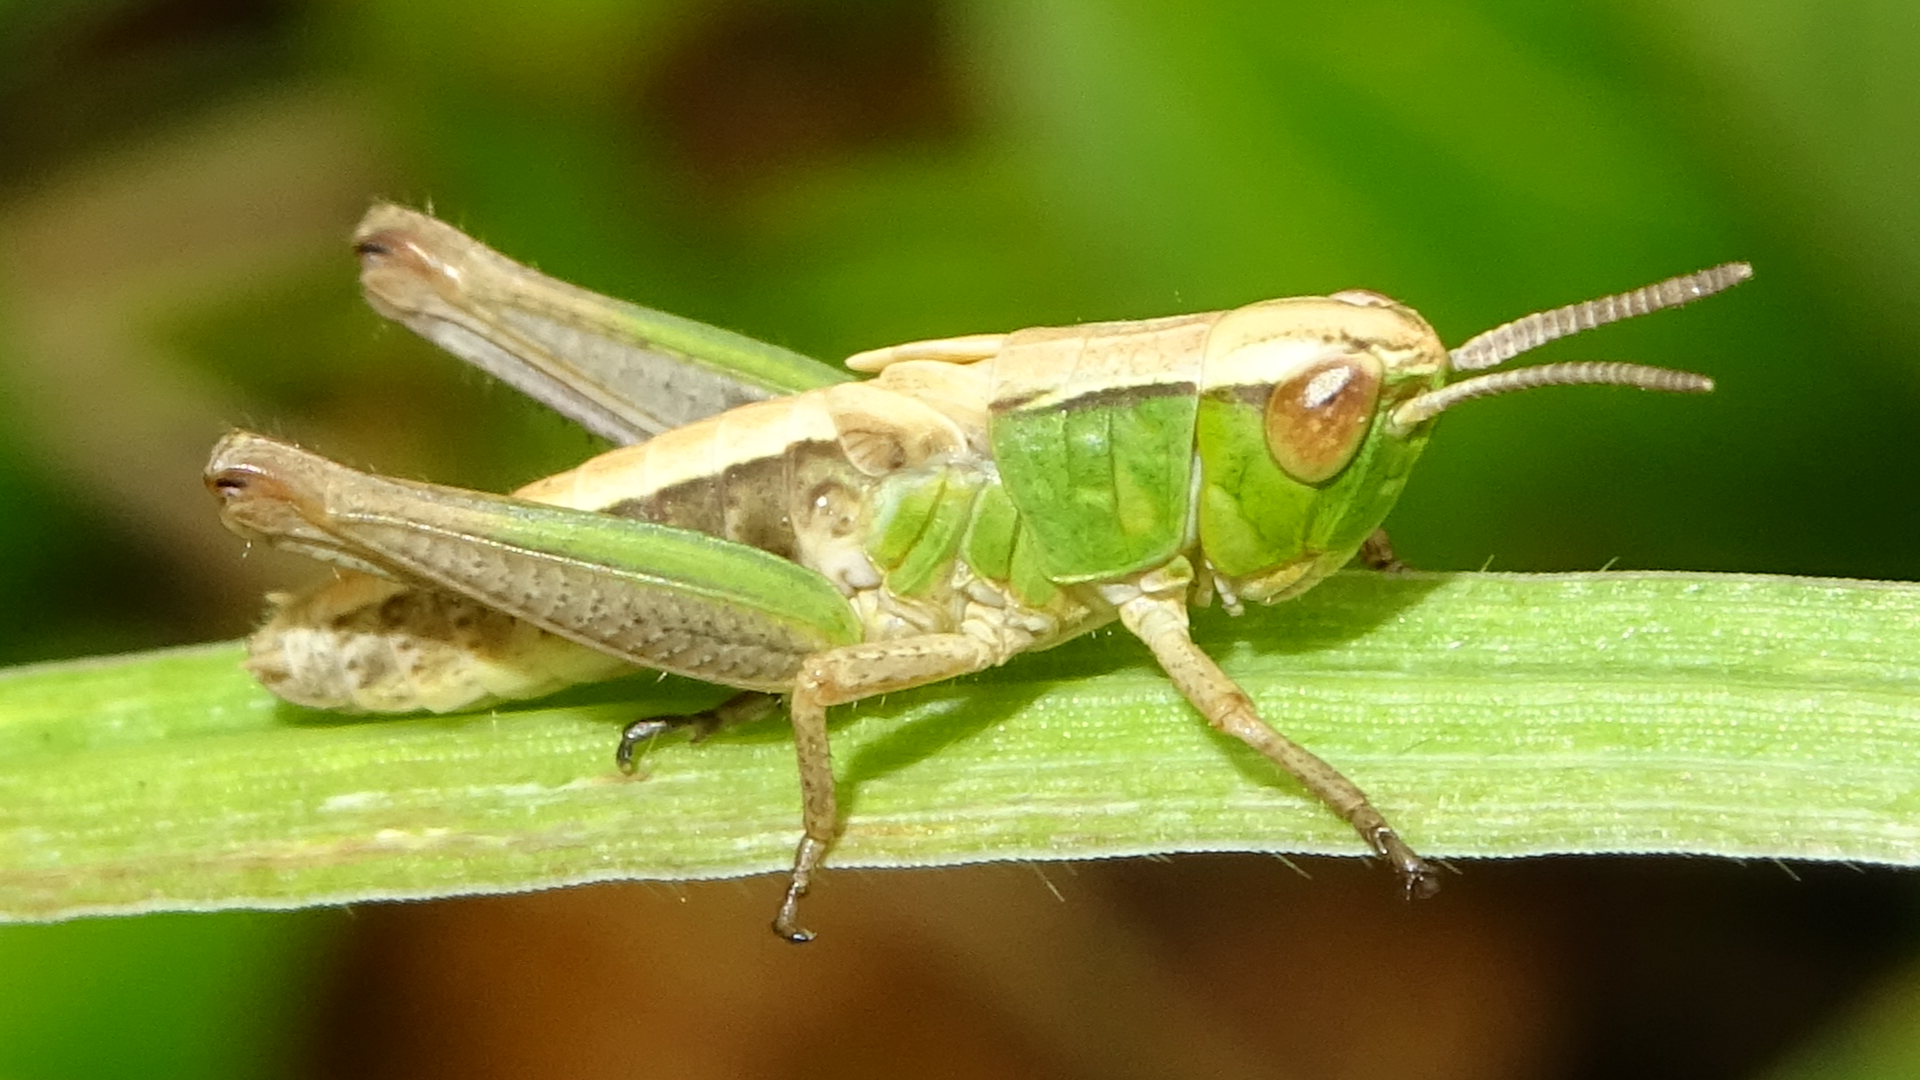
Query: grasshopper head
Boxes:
[{"xmin": 1197, "ymin": 264, "xmax": 1746, "ymax": 602}]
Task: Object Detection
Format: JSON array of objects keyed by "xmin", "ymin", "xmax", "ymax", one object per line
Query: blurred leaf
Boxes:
[
  {"xmin": 1764, "ymin": 962, "xmax": 1920, "ymax": 1080},
  {"xmin": 0, "ymin": 910, "xmax": 332, "ymax": 1080}
]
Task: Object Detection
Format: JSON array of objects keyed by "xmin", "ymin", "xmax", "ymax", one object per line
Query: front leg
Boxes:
[
  {"xmin": 775, "ymin": 634, "xmax": 1001, "ymax": 942},
  {"xmin": 1111, "ymin": 562, "xmax": 1439, "ymax": 898},
  {"xmin": 1357, "ymin": 528, "xmax": 1408, "ymax": 573}
]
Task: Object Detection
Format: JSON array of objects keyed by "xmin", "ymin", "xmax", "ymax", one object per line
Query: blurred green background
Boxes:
[{"xmin": 2, "ymin": 1, "xmax": 1918, "ymax": 1077}]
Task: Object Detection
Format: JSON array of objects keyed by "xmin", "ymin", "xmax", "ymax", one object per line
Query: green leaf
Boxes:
[{"xmin": 3, "ymin": 571, "xmax": 1916, "ymax": 920}]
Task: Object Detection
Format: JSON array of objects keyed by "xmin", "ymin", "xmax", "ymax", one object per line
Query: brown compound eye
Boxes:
[{"xmin": 1264, "ymin": 356, "xmax": 1383, "ymax": 484}]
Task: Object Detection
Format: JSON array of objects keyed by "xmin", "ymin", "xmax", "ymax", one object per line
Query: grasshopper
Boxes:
[{"xmin": 206, "ymin": 204, "xmax": 1747, "ymax": 940}]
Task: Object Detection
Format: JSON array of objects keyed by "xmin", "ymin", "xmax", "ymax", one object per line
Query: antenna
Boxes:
[
  {"xmin": 1392, "ymin": 362, "xmax": 1713, "ymax": 429},
  {"xmin": 1449, "ymin": 262, "xmax": 1751, "ymax": 372},
  {"xmin": 1387, "ymin": 262, "xmax": 1748, "ymax": 432}
]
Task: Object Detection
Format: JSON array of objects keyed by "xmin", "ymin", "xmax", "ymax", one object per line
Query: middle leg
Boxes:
[{"xmin": 774, "ymin": 633, "xmax": 1002, "ymax": 942}]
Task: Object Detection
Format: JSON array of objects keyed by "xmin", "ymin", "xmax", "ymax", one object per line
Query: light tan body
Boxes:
[
  {"xmin": 253, "ymin": 293, "xmax": 1442, "ymax": 713},
  {"xmin": 240, "ymin": 313, "xmax": 1444, "ymax": 940},
  {"xmin": 222, "ymin": 204, "xmax": 1739, "ymax": 940}
]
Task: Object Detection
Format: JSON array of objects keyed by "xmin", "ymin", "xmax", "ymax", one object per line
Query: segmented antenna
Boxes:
[
  {"xmin": 1391, "ymin": 362, "xmax": 1713, "ymax": 429},
  {"xmin": 1449, "ymin": 262, "xmax": 1752, "ymax": 371}
]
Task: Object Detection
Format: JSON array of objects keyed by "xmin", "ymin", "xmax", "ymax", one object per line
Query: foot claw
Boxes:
[
  {"xmin": 770, "ymin": 835, "xmax": 829, "ymax": 943},
  {"xmin": 615, "ymin": 705, "xmax": 744, "ymax": 773},
  {"xmin": 1358, "ymin": 528, "xmax": 1411, "ymax": 574},
  {"xmin": 614, "ymin": 717, "xmax": 677, "ymax": 774},
  {"xmin": 773, "ymin": 920, "xmax": 814, "ymax": 944},
  {"xmin": 772, "ymin": 881, "xmax": 814, "ymax": 944},
  {"xmin": 1371, "ymin": 826, "xmax": 1441, "ymax": 899}
]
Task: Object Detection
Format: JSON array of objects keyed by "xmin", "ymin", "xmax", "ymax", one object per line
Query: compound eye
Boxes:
[{"xmin": 1264, "ymin": 356, "xmax": 1382, "ymax": 484}]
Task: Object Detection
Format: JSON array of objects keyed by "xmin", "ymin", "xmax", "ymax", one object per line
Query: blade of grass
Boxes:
[{"xmin": 2, "ymin": 570, "xmax": 1917, "ymax": 920}]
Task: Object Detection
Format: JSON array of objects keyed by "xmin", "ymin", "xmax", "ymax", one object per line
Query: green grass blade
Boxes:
[{"xmin": 3, "ymin": 571, "xmax": 1916, "ymax": 920}]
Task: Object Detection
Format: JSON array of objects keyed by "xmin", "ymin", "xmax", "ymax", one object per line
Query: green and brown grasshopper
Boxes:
[{"xmin": 206, "ymin": 205, "xmax": 1747, "ymax": 940}]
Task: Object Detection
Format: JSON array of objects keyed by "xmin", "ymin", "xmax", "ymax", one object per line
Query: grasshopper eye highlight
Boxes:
[{"xmin": 1265, "ymin": 356, "xmax": 1383, "ymax": 484}]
